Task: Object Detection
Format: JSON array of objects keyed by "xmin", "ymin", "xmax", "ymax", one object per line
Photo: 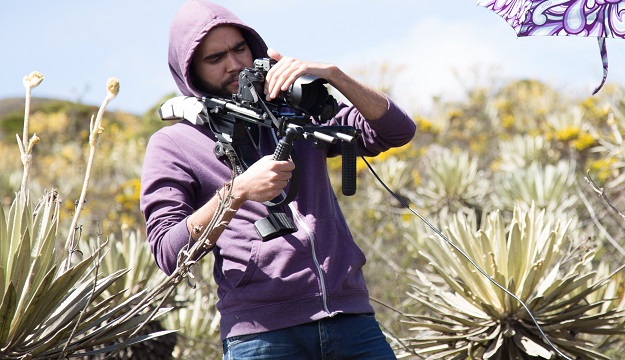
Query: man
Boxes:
[{"xmin": 140, "ymin": 1, "xmax": 416, "ymax": 358}]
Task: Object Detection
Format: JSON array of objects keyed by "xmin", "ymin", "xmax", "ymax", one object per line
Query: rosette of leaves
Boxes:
[
  {"xmin": 0, "ymin": 191, "xmax": 173, "ymax": 359},
  {"xmin": 497, "ymin": 135, "xmax": 551, "ymax": 172},
  {"xmin": 411, "ymin": 147, "xmax": 488, "ymax": 216},
  {"xmin": 583, "ymin": 262, "xmax": 625, "ymax": 357},
  {"xmin": 80, "ymin": 229, "xmax": 175, "ymax": 359},
  {"xmin": 94, "ymin": 228, "xmax": 168, "ymax": 303},
  {"xmin": 89, "ymin": 228, "xmax": 227, "ymax": 359},
  {"xmin": 493, "ymin": 160, "xmax": 578, "ymax": 215},
  {"xmin": 163, "ymin": 257, "xmax": 222, "ymax": 359},
  {"xmin": 401, "ymin": 205, "xmax": 625, "ymax": 359}
]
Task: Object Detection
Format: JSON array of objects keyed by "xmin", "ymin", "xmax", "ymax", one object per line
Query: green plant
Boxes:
[
  {"xmin": 493, "ymin": 160, "xmax": 578, "ymax": 215},
  {"xmin": 163, "ymin": 257, "xmax": 222, "ymax": 359},
  {"xmin": 0, "ymin": 72, "xmax": 179, "ymax": 359},
  {"xmin": 496, "ymin": 135, "xmax": 551, "ymax": 172},
  {"xmin": 411, "ymin": 146, "xmax": 488, "ymax": 216},
  {"xmin": 0, "ymin": 190, "xmax": 173, "ymax": 359},
  {"xmin": 400, "ymin": 205, "xmax": 625, "ymax": 359},
  {"xmin": 94, "ymin": 227, "xmax": 168, "ymax": 300}
]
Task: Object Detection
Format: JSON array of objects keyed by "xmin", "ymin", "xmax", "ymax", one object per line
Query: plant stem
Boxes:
[
  {"xmin": 64, "ymin": 94, "xmax": 113, "ymax": 270},
  {"xmin": 19, "ymin": 87, "xmax": 32, "ymax": 194},
  {"xmin": 23, "ymin": 87, "xmax": 31, "ymax": 150}
]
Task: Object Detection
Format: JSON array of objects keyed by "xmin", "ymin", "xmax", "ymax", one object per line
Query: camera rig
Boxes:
[{"xmin": 159, "ymin": 58, "xmax": 361, "ymax": 240}]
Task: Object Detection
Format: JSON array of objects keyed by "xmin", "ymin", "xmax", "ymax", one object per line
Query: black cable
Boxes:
[{"xmin": 360, "ymin": 154, "xmax": 573, "ymax": 360}]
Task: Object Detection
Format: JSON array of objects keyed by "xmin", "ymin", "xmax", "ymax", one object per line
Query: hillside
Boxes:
[
  {"xmin": 0, "ymin": 96, "xmax": 155, "ymax": 231},
  {"xmin": 0, "ymin": 97, "xmax": 57, "ymax": 118}
]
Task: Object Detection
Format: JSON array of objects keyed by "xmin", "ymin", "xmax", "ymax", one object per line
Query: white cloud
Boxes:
[
  {"xmin": 334, "ymin": 12, "xmax": 625, "ymax": 116},
  {"xmin": 333, "ymin": 17, "xmax": 507, "ymax": 114}
]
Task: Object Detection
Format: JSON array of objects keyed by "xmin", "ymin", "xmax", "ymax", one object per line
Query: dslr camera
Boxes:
[{"xmin": 233, "ymin": 58, "xmax": 338, "ymax": 122}]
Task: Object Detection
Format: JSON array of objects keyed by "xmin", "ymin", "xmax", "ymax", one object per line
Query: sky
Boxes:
[{"xmin": 2, "ymin": 1, "xmax": 625, "ymax": 117}]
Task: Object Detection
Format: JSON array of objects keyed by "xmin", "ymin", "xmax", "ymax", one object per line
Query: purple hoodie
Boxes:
[{"xmin": 141, "ymin": 0, "xmax": 417, "ymax": 340}]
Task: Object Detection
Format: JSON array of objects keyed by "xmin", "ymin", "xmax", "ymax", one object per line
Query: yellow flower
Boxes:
[
  {"xmin": 23, "ymin": 71, "xmax": 44, "ymax": 89},
  {"xmin": 588, "ymin": 158, "xmax": 616, "ymax": 183},
  {"xmin": 571, "ymin": 132, "xmax": 595, "ymax": 151},
  {"xmin": 356, "ymin": 157, "xmax": 370, "ymax": 174},
  {"xmin": 501, "ymin": 114, "xmax": 515, "ymax": 129},
  {"xmin": 555, "ymin": 126, "xmax": 580, "ymax": 142}
]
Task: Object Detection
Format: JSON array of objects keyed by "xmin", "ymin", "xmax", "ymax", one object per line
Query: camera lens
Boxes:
[{"xmin": 286, "ymin": 75, "xmax": 337, "ymax": 121}]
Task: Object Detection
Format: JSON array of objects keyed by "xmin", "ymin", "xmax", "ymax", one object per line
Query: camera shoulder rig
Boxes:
[
  {"xmin": 159, "ymin": 95, "xmax": 360, "ymax": 240},
  {"xmin": 159, "ymin": 63, "xmax": 360, "ymax": 240}
]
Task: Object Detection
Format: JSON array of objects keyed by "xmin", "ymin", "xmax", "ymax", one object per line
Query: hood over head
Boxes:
[{"xmin": 169, "ymin": 0, "xmax": 268, "ymax": 97}]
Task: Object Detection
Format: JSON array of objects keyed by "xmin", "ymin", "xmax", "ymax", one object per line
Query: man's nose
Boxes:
[{"xmin": 225, "ymin": 53, "xmax": 244, "ymax": 72}]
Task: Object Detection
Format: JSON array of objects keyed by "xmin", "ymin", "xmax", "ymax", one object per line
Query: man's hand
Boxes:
[
  {"xmin": 232, "ymin": 155, "xmax": 295, "ymax": 203},
  {"xmin": 263, "ymin": 48, "xmax": 388, "ymax": 121},
  {"xmin": 264, "ymin": 48, "xmax": 335, "ymax": 102},
  {"xmin": 186, "ymin": 155, "xmax": 294, "ymax": 242}
]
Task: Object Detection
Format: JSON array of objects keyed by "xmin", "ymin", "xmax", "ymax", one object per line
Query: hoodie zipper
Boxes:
[
  {"xmin": 289, "ymin": 203, "xmax": 332, "ymax": 315},
  {"xmin": 267, "ymin": 127, "xmax": 332, "ymax": 315}
]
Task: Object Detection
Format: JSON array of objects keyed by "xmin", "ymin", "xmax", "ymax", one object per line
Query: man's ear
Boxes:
[{"xmin": 188, "ymin": 63, "xmax": 204, "ymax": 93}]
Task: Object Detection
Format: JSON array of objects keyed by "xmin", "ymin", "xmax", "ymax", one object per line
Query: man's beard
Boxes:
[{"xmin": 193, "ymin": 74, "xmax": 238, "ymax": 98}]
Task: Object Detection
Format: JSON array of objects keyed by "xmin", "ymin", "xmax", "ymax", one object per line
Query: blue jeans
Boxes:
[{"xmin": 222, "ymin": 313, "xmax": 396, "ymax": 360}]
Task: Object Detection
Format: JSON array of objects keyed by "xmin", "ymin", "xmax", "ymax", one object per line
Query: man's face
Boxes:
[{"xmin": 191, "ymin": 25, "xmax": 254, "ymax": 97}]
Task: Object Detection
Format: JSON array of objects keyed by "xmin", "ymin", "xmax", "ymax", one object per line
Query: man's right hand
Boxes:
[{"xmin": 232, "ymin": 155, "xmax": 295, "ymax": 204}]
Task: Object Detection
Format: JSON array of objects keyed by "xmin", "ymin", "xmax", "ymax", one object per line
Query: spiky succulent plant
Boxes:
[
  {"xmin": 400, "ymin": 205, "xmax": 625, "ymax": 359},
  {"xmin": 0, "ymin": 73, "xmax": 177, "ymax": 359},
  {"xmin": 0, "ymin": 191, "xmax": 174, "ymax": 359},
  {"xmin": 163, "ymin": 256, "xmax": 222, "ymax": 359},
  {"xmin": 411, "ymin": 147, "xmax": 488, "ymax": 215},
  {"xmin": 497, "ymin": 135, "xmax": 550, "ymax": 172},
  {"xmin": 493, "ymin": 160, "xmax": 578, "ymax": 215}
]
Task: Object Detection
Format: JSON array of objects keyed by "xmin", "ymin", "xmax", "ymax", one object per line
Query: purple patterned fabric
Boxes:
[
  {"xmin": 477, "ymin": 0, "xmax": 625, "ymax": 37},
  {"xmin": 477, "ymin": 0, "xmax": 625, "ymax": 94}
]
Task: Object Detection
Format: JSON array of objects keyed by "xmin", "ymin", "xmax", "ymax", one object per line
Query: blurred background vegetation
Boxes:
[{"xmin": 2, "ymin": 68, "xmax": 625, "ymax": 358}]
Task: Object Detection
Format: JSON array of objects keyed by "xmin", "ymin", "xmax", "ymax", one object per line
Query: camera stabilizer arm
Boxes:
[
  {"xmin": 160, "ymin": 95, "xmax": 361, "ymax": 240},
  {"xmin": 160, "ymin": 95, "xmax": 360, "ymax": 196}
]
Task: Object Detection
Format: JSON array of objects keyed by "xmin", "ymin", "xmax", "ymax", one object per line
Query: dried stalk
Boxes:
[
  {"xmin": 17, "ymin": 71, "xmax": 43, "ymax": 195},
  {"xmin": 585, "ymin": 170, "xmax": 625, "ymax": 223},
  {"xmin": 576, "ymin": 177, "xmax": 625, "ymax": 257},
  {"xmin": 59, "ymin": 234, "xmax": 106, "ymax": 360},
  {"xmin": 64, "ymin": 78, "xmax": 119, "ymax": 270},
  {"xmin": 102, "ymin": 151, "xmax": 237, "ymax": 359}
]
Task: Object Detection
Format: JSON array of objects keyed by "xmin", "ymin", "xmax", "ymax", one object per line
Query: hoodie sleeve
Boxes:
[
  {"xmin": 330, "ymin": 97, "xmax": 416, "ymax": 157},
  {"xmin": 140, "ymin": 131, "xmax": 196, "ymax": 275}
]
